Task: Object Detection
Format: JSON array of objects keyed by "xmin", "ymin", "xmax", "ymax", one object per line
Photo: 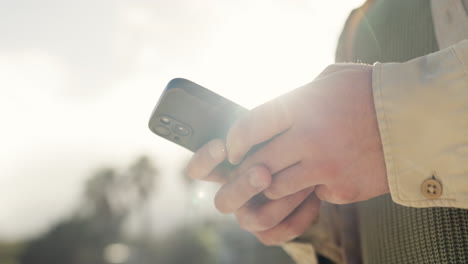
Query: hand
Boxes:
[
  {"xmin": 185, "ymin": 139, "xmax": 320, "ymax": 245},
  {"xmin": 187, "ymin": 63, "xmax": 387, "ymax": 245},
  {"xmin": 223, "ymin": 64, "xmax": 389, "ymax": 205}
]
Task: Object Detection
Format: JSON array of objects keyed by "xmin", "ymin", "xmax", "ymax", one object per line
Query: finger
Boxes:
[
  {"xmin": 254, "ymin": 194, "xmax": 320, "ymax": 246},
  {"xmin": 235, "ymin": 187, "xmax": 314, "ymax": 232},
  {"xmin": 264, "ymin": 163, "xmax": 323, "ymax": 200},
  {"xmin": 214, "ymin": 166, "xmax": 271, "ymax": 214},
  {"xmin": 226, "ymin": 97, "xmax": 294, "ymax": 165},
  {"xmin": 233, "ymin": 130, "xmax": 302, "ymax": 177},
  {"xmin": 185, "ymin": 139, "xmax": 226, "ymax": 181}
]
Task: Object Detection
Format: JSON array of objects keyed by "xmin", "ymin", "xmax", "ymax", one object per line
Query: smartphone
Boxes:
[{"xmin": 148, "ymin": 78, "xmax": 248, "ymax": 152}]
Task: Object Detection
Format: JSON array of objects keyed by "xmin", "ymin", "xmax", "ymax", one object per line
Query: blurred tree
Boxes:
[
  {"xmin": 156, "ymin": 219, "xmax": 294, "ymax": 264},
  {"xmin": 0, "ymin": 241, "xmax": 24, "ymax": 264},
  {"xmin": 180, "ymin": 158, "xmax": 197, "ymax": 221},
  {"xmin": 17, "ymin": 155, "xmax": 295, "ymax": 264},
  {"xmin": 80, "ymin": 156, "xmax": 157, "ymax": 220},
  {"xmin": 18, "ymin": 156, "xmax": 158, "ymax": 264},
  {"xmin": 159, "ymin": 226, "xmax": 216, "ymax": 264}
]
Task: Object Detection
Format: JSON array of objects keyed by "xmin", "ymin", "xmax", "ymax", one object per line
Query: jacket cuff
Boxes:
[
  {"xmin": 373, "ymin": 40, "xmax": 468, "ymax": 208},
  {"xmin": 282, "ymin": 242, "xmax": 318, "ymax": 264}
]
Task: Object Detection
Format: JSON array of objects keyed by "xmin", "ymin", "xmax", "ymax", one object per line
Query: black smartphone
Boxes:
[{"xmin": 148, "ymin": 78, "xmax": 248, "ymax": 152}]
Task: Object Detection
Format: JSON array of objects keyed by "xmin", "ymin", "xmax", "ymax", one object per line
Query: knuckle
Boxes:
[{"xmin": 243, "ymin": 167, "xmax": 271, "ymax": 194}]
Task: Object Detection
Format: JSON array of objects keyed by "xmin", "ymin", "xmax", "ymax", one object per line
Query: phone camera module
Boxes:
[
  {"xmin": 172, "ymin": 124, "xmax": 190, "ymax": 136},
  {"xmin": 160, "ymin": 116, "xmax": 171, "ymax": 125}
]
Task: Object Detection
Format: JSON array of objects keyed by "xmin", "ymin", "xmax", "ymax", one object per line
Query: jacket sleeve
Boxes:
[{"xmin": 374, "ymin": 39, "xmax": 468, "ymax": 208}]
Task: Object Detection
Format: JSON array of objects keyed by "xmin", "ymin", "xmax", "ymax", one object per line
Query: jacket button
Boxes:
[{"xmin": 421, "ymin": 178, "xmax": 443, "ymax": 199}]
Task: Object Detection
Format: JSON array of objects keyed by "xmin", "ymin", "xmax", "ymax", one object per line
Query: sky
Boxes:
[{"xmin": 0, "ymin": 0, "xmax": 363, "ymax": 241}]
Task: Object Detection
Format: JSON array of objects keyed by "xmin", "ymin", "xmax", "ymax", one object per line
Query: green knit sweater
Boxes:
[{"xmin": 336, "ymin": 0, "xmax": 468, "ymax": 263}]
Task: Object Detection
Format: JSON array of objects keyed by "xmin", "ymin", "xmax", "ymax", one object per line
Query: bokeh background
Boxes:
[{"xmin": 0, "ymin": 0, "xmax": 362, "ymax": 263}]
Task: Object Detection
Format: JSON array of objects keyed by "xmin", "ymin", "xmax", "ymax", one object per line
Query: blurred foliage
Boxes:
[
  {"xmin": 156, "ymin": 220, "xmax": 294, "ymax": 264},
  {"xmin": 0, "ymin": 241, "xmax": 24, "ymax": 264},
  {"xmin": 19, "ymin": 156, "xmax": 157, "ymax": 264},
  {"xmin": 0, "ymin": 155, "xmax": 293, "ymax": 264}
]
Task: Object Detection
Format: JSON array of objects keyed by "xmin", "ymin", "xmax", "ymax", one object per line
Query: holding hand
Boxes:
[
  {"xmin": 186, "ymin": 64, "xmax": 389, "ymax": 245},
  {"xmin": 223, "ymin": 64, "xmax": 389, "ymax": 205}
]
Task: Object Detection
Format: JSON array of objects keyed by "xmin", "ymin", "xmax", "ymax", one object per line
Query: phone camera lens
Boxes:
[
  {"xmin": 160, "ymin": 116, "xmax": 171, "ymax": 125},
  {"xmin": 172, "ymin": 124, "xmax": 190, "ymax": 136},
  {"xmin": 154, "ymin": 125, "xmax": 171, "ymax": 136}
]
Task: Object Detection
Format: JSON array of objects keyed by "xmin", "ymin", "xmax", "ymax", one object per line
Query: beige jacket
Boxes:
[{"xmin": 282, "ymin": 1, "xmax": 468, "ymax": 263}]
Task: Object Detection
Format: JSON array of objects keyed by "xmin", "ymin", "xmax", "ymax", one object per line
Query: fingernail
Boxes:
[
  {"xmin": 249, "ymin": 169, "xmax": 267, "ymax": 189},
  {"xmin": 208, "ymin": 140, "xmax": 226, "ymax": 161}
]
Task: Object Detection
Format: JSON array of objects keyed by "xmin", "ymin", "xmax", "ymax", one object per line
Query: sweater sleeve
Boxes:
[{"xmin": 373, "ymin": 40, "xmax": 468, "ymax": 208}]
